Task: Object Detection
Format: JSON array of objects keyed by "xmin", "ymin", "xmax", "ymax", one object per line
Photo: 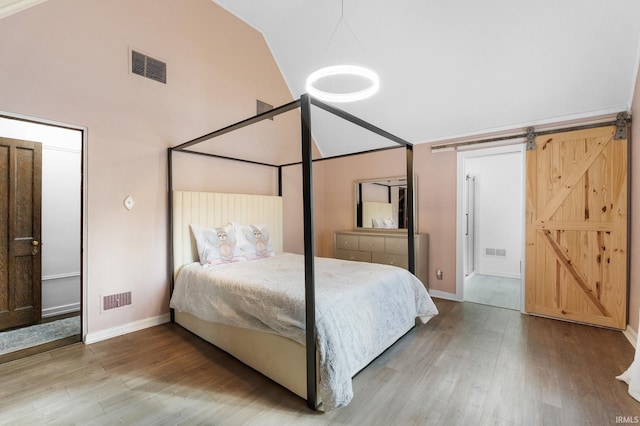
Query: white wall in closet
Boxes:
[{"xmin": 464, "ymin": 148, "xmax": 523, "ymax": 279}]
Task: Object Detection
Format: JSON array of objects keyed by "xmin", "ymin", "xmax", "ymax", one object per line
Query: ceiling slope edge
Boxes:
[
  {"xmin": 0, "ymin": 0, "xmax": 49, "ymax": 19},
  {"xmin": 211, "ymin": 1, "xmax": 310, "ymax": 154}
]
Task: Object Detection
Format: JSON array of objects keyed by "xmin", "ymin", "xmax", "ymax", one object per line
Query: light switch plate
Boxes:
[{"xmin": 124, "ymin": 195, "xmax": 134, "ymax": 210}]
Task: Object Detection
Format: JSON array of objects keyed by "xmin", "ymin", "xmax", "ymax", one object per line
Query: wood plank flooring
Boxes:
[{"xmin": 0, "ymin": 299, "xmax": 637, "ymax": 425}]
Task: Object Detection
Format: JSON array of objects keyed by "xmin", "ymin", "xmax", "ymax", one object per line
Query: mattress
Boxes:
[{"xmin": 170, "ymin": 252, "xmax": 438, "ymax": 409}]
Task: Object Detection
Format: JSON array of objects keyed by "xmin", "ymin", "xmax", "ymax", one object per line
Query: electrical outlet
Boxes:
[{"xmin": 436, "ymin": 269, "xmax": 443, "ymax": 280}]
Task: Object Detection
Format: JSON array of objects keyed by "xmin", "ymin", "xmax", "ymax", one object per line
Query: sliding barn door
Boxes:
[{"xmin": 525, "ymin": 126, "xmax": 627, "ymax": 329}]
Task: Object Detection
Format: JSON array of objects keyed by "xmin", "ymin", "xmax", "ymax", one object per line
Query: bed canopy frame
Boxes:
[{"xmin": 168, "ymin": 93, "xmax": 415, "ymax": 410}]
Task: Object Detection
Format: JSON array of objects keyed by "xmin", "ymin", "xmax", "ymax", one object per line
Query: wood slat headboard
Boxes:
[{"xmin": 172, "ymin": 191, "xmax": 283, "ymax": 275}]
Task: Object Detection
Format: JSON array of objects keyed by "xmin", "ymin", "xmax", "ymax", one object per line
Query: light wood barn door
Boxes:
[{"xmin": 525, "ymin": 126, "xmax": 627, "ymax": 329}]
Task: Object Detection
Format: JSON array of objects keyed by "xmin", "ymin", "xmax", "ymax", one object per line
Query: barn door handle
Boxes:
[{"xmin": 31, "ymin": 240, "xmax": 39, "ymax": 255}]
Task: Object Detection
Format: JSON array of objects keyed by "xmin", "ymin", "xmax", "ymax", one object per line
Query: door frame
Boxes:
[
  {"xmin": 455, "ymin": 143, "xmax": 527, "ymax": 312},
  {"xmin": 0, "ymin": 110, "xmax": 87, "ymax": 342}
]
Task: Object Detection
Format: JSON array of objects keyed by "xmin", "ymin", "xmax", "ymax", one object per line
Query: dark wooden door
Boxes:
[
  {"xmin": 0, "ymin": 137, "xmax": 42, "ymax": 331},
  {"xmin": 525, "ymin": 126, "xmax": 627, "ymax": 329}
]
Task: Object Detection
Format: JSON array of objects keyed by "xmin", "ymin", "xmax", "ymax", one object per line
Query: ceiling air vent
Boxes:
[{"xmin": 131, "ymin": 50, "xmax": 166, "ymax": 84}]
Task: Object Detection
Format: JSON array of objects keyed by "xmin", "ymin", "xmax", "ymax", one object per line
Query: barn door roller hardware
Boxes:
[
  {"xmin": 614, "ymin": 112, "xmax": 630, "ymax": 140},
  {"xmin": 432, "ymin": 112, "xmax": 631, "ymax": 152},
  {"xmin": 525, "ymin": 127, "xmax": 536, "ymax": 151}
]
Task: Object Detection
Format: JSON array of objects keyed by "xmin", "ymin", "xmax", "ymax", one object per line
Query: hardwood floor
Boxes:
[{"xmin": 0, "ymin": 299, "xmax": 636, "ymax": 425}]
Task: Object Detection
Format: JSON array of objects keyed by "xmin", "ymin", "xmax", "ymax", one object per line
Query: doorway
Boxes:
[
  {"xmin": 456, "ymin": 144, "xmax": 525, "ymax": 311},
  {"xmin": 0, "ymin": 115, "xmax": 85, "ymax": 362}
]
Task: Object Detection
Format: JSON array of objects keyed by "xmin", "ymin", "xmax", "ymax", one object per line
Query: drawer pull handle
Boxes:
[{"xmin": 369, "ymin": 243, "xmax": 374, "ymax": 247}]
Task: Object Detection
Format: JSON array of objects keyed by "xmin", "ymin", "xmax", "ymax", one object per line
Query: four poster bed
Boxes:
[{"xmin": 167, "ymin": 94, "xmax": 438, "ymax": 410}]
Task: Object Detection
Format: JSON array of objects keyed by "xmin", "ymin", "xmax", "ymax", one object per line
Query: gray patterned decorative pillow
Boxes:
[
  {"xmin": 233, "ymin": 223, "xmax": 274, "ymax": 260},
  {"xmin": 190, "ymin": 223, "xmax": 243, "ymax": 267}
]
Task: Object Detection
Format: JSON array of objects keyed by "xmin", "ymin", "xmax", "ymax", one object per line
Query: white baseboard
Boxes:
[
  {"xmin": 84, "ymin": 313, "xmax": 171, "ymax": 345},
  {"xmin": 428, "ymin": 289, "xmax": 462, "ymax": 302},
  {"xmin": 623, "ymin": 325, "xmax": 638, "ymax": 349},
  {"xmin": 42, "ymin": 303, "xmax": 80, "ymax": 318}
]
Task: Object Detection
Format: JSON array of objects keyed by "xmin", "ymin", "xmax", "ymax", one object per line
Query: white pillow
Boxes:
[
  {"xmin": 383, "ymin": 218, "xmax": 395, "ymax": 228},
  {"xmin": 233, "ymin": 223, "xmax": 275, "ymax": 260},
  {"xmin": 190, "ymin": 223, "xmax": 243, "ymax": 267},
  {"xmin": 372, "ymin": 218, "xmax": 384, "ymax": 228}
]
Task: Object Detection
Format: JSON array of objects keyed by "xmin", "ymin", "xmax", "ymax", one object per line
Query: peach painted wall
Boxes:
[
  {"xmin": 281, "ymin": 162, "xmax": 326, "ymax": 255},
  {"xmin": 318, "ymin": 147, "xmax": 458, "ymax": 295},
  {"xmin": 1, "ymin": 0, "xmax": 635, "ymax": 338},
  {"xmin": 0, "ymin": 0, "xmax": 294, "ymax": 337},
  {"xmin": 629, "ymin": 65, "xmax": 640, "ymax": 335}
]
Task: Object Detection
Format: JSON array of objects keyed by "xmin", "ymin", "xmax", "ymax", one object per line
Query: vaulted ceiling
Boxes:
[
  {"xmin": 213, "ymin": 0, "xmax": 640, "ymax": 156},
  {"xmin": 3, "ymin": 0, "xmax": 640, "ymax": 157}
]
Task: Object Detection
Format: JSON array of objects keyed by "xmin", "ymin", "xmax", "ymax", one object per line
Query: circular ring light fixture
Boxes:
[{"xmin": 306, "ymin": 65, "xmax": 379, "ymax": 103}]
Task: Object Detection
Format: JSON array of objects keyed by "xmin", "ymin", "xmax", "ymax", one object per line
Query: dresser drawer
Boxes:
[
  {"xmin": 335, "ymin": 249, "xmax": 371, "ymax": 262},
  {"xmin": 335, "ymin": 233, "xmax": 359, "ymax": 250},
  {"xmin": 334, "ymin": 231, "xmax": 429, "ymax": 289},
  {"xmin": 358, "ymin": 235, "xmax": 385, "ymax": 253},
  {"xmin": 372, "ymin": 252, "xmax": 408, "ymax": 269},
  {"xmin": 385, "ymin": 237, "xmax": 408, "ymax": 255}
]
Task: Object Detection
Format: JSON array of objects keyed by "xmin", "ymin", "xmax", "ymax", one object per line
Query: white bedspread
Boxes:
[{"xmin": 170, "ymin": 253, "xmax": 438, "ymax": 410}]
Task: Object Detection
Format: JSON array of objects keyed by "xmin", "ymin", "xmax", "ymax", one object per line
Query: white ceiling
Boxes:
[{"xmin": 214, "ymin": 0, "xmax": 640, "ymax": 157}]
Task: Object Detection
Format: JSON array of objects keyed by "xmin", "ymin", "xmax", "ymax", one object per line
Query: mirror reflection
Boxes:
[{"xmin": 355, "ymin": 176, "xmax": 415, "ymax": 230}]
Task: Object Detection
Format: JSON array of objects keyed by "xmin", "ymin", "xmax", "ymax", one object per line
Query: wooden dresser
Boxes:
[{"xmin": 333, "ymin": 230, "xmax": 429, "ymax": 288}]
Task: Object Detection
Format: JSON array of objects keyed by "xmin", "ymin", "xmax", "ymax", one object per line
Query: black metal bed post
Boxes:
[
  {"xmin": 168, "ymin": 147, "xmax": 175, "ymax": 323},
  {"xmin": 300, "ymin": 93, "xmax": 318, "ymax": 409},
  {"xmin": 277, "ymin": 166, "xmax": 283, "ymax": 196},
  {"xmin": 406, "ymin": 146, "xmax": 416, "ymax": 275}
]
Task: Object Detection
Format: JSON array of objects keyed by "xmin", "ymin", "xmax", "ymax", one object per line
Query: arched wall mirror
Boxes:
[{"xmin": 354, "ymin": 176, "xmax": 417, "ymax": 231}]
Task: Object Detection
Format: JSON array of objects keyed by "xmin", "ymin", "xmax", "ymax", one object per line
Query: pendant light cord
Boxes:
[{"xmin": 321, "ymin": 0, "xmax": 368, "ymax": 58}]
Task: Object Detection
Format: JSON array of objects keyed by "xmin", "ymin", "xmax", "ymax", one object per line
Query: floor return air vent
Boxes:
[{"xmin": 102, "ymin": 291, "xmax": 132, "ymax": 312}]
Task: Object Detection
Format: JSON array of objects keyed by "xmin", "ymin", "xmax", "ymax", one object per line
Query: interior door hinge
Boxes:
[
  {"xmin": 614, "ymin": 112, "xmax": 630, "ymax": 140},
  {"xmin": 525, "ymin": 127, "xmax": 536, "ymax": 150}
]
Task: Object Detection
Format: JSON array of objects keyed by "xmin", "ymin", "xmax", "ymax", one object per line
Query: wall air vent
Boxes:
[
  {"xmin": 131, "ymin": 50, "xmax": 166, "ymax": 84},
  {"xmin": 102, "ymin": 291, "xmax": 132, "ymax": 312},
  {"xmin": 485, "ymin": 248, "xmax": 507, "ymax": 257},
  {"xmin": 257, "ymin": 99, "xmax": 274, "ymax": 120}
]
